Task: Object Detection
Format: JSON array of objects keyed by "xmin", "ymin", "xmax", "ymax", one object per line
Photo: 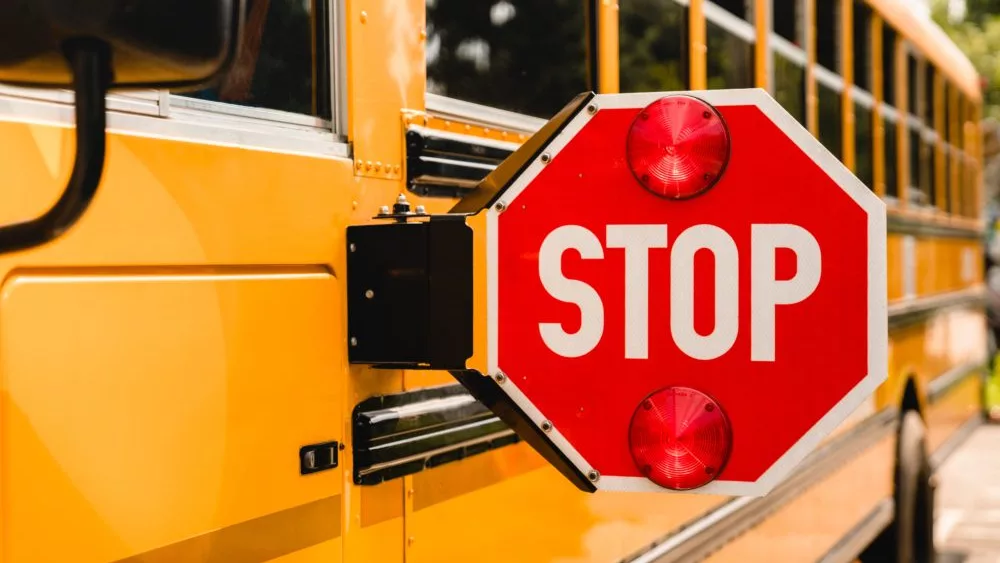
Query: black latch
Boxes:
[
  {"xmin": 346, "ymin": 202, "xmax": 473, "ymax": 369},
  {"xmin": 300, "ymin": 441, "xmax": 339, "ymax": 475}
]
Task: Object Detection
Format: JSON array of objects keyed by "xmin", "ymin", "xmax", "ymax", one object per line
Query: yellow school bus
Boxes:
[{"xmin": 0, "ymin": 0, "xmax": 987, "ymax": 562}]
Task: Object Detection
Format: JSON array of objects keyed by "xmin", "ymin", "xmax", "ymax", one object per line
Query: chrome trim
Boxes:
[
  {"xmin": 703, "ymin": 1, "xmax": 756, "ymax": 43},
  {"xmin": 851, "ymin": 87, "xmax": 875, "ymax": 108},
  {"xmin": 0, "ymin": 90, "xmax": 349, "ymax": 158},
  {"xmin": 930, "ymin": 414, "xmax": 984, "ymax": 471},
  {"xmin": 407, "ymin": 124, "xmax": 522, "ymax": 152},
  {"xmin": 887, "ymin": 287, "xmax": 986, "ymax": 329},
  {"xmin": 815, "ymin": 499, "xmax": 895, "ymax": 563},
  {"xmin": 330, "ymin": 0, "xmax": 348, "ymax": 136},
  {"xmin": 815, "ymin": 66, "xmax": 845, "ymax": 92},
  {"xmin": 922, "ymin": 128, "xmax": 940, "ymax": 143},
  {"xmin": 357, "ymin": 427, "xmax": 516, "ymax": 479},
  {"xmin": 886, "ymin": 214, "xmax": 983, "ymax": 238},
  {"xmin": 425, "ymin": 93, "xmax": 547, "ymax": 134},
  {"xmin": 927, "ymin": 362, "xmax": 986, "ymax": 404},
  {"xmin": 624, "ymin": 408, "xmax": 899, "ymax": 563},
  {"xmin": 168, "ymin": 95, "xmax": 332, "ymax": 130},
  {"xmin": 770, "ymin": 35, "xmax": 807, "ymax": 66},
  {"xmin": 881, "ymin": 104, "xmax": 900, "ymax": 121}
]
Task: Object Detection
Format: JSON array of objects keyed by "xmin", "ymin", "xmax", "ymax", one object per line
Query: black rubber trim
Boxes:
[{"xmin": 352, "ymin": 383, "xmax": 519, "ymax": 485}]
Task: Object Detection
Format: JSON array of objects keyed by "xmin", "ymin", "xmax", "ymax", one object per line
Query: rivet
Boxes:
[
  {"xmin": 464, "ymin": 124, "xmax": 471, "ymax": 132},
  {"xmin": 379, "ymin": 205, "xmax": 391, "ymax": 215},
  {"xmin": 360, "ymin": 10, "xmax": 368, "ymax": 23},
  {"xmin": 415, "ymin": 205, "xmax": 426, "ymax": 214},
  {"xmin": 501, "ymin": 131, "xmax": 508, "ymax": 138},
  {"xmin": 407, "ymin": 488, "xmax": 414, "ymax": 498},
  {"xmin": 365, "ymin": 289, "xmax": 375, "ymax": 299},
  {"xmin": 407, "ymin": 537, "xmax": 415, "ymax": 547},
  {"xmin": 540, "ymin": 153, "xmax": 552, "ymax": 164},
  {"xmin": 349, "ymin": 243, "xmax": 357, "ymax": 252},
  {"xmin": 587, "ymin": 470, "xmax": 600, "ymax": 482},
  {"xmin": 350, "ymin": 337, "xmax": 358, "ymax": 347},
  {"xmin": 375, "ymin": 161, "xmax": 382, "ymax": 172},
  {"xmin": 541, "ymin": 420, "xmax": 553, "ymax": 432},
  {"xmin": 365, "ymin": 161, "xmax": 372, "ymax": 171},
  {"xmin": 394, "ymin": 164, "xmax": 401, "ymax": 174},
  {"xmin": 422, "ymin": 116, "xmax": 429, "ymax": 125},
  {"xmin": 587, "ymin": 104, "xmax": 598, "ymax": 114},
  {"xmin": 352, "ymin": 200, "xmax": 358, "ymax": 210},
  {"xmin": 494, "ymin": 371, "xmax": 506, "ymax": 383},
  {"xmin": 355, "ymin": 160, "xmax": 363, "ymax": 170},
  {"xmin": 494, "ymin": 201, "xmax": 507, "ymax": 212},
  {"xmin": 419, "ymin": 28, "xmax": 427, "ymax": 40}
]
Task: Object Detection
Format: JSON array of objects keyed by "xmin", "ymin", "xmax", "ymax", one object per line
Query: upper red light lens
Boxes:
[
  {"xmin": 628, "ymin": 386, "xmax": 732, "ymax": 491},
  {"xmin": 625, "ymin": 95, "xmax": 731, "ymax": 199}
]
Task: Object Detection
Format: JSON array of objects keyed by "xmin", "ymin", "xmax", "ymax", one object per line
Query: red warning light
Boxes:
[
  {"xmin": 625, "ymin": 95, "xmax": 730, "ymax": 199},
  {"xmin": 628, "ymin": 386, "xmax": 733, "ymax": 491}
]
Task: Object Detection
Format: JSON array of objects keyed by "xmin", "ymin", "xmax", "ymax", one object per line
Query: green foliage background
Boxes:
[{"xmin": 932, "ymin": 0, "xmax": 1000, "ymax": 118}]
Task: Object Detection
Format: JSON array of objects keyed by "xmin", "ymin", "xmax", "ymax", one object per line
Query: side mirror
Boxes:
[{"xmin": 0, "ymin": 0, "xmax": 244, "ymax": 254}]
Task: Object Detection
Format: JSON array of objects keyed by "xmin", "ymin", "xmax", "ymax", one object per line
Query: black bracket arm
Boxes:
[{"xmin": 0, "ymin": 38, "xmax": 112, "ymax": 255}]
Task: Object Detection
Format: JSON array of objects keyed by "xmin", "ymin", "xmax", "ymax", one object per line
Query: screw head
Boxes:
[
  {"xmin": 365, "ymin": 289, "xmax": 375, "ymax": 299},
  {"xmin": 587, "ymin": 470, "xmax": 600, "ymax": 482},
  {"xmin": 349, "ymin": 337, "xmax": 358, "ymax": 347},
  {"xmin": 379, "ymin": 205, "xmax": 390, "ymax": 215},
  {"xmin": 415, "ymin": 205, "xmax": 427, "ymax": 214},
  {"xmin": 587, "ymin": 104, "xmax": 598, "ymax": 114},
  {"xmin": 540, "ymin": 152, "xmax": 552, "ymax": 164},
  {"xmin": 541, "ymin": 420, "xmax": 553, "ymax": 432},
  {"xmin": 494, "ymin": 372, "xmax": 506, "ymax": 384},
  {"xmin": 494, "ymin": 201, "xmax": 507, "ymax": 212}
]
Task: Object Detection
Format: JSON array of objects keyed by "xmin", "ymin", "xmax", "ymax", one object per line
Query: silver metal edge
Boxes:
[
  {"xmin": 424, "ymin": 93, "xmax": 548, "ymax": 134},
  {"xmin": 927, "ymin": 361, "xmax": 986, "ymax": 404},
  {"xmin": 625, "ymin": 408, "xmax": 899, "ymax": 563},
  {"xmin": 929, "ymin": 413, "xmax": 985, "ymax": 471},
  {"xmin": 815, "ymin": 499, "xmax": 895, "ymax": 563},
  {"xmin": 887, "ymin": 287, "xmax": 986, "ymax": 328}
]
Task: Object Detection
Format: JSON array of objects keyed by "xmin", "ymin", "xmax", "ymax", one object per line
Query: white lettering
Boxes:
[
  {"xmin": 538, "ymin": 225, "xmax": 605, "ymax": 357},
  {"xmin": 606, "ymin": 225, "xmax": 669, "ymax": 359}
]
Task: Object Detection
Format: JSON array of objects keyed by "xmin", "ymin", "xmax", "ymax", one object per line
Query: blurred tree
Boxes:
[
  {"xmin": 931, "ymin": 0, "xmax": 1000, "ymax": 119},
  {"xmin": 619, "ymin": 0, "xmax": 688, "ymax": 92}
]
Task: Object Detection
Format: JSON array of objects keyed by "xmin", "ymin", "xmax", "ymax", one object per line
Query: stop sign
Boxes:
[{"xmin": 485, "ymin": 89, "xmax": 886, "ymax": 495}]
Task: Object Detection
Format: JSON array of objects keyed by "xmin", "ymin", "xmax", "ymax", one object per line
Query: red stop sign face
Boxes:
[{"xmin": 487, "ymin": 90, "xmax": 887, "ymax": 495}]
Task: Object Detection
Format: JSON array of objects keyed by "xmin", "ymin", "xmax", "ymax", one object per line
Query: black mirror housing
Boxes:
[{"xmin": 0, "ymin": 0, "xmax": 243, "ymax": 90}]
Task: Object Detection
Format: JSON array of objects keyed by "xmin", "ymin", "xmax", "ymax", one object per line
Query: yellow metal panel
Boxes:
[
  {"xmin": 705, "ymin": 435, "xmax": 894, "ymax": 562},
  {"xmin": 406, "ymin": 444, "xmax": 728, "ymax": 563},
  {"xmin": 755, "ymin": 0, "xmax": 768, "ymax": 90},
  {"xmin": 598, "ymin": 0, "xmax": 620, "ymax": 93},
  {"xmin": 926, "ymin": 374, "xmax": 983, "ymax": 453},
  {"xmin": 689, "ymin": 0, "xmax": 707, "ymax": 90},
  {"xmin": 0, "ymin": 270, "xmax": 344, "ymax": 562}
]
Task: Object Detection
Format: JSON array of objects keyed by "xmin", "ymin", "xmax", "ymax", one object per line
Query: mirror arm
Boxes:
[{"xmin": 0, "ymin": 39, "xmax": 111, "ymax": 255}]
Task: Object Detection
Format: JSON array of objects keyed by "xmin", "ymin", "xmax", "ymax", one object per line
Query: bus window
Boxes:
[
  {"xmin": 773, "ymin": 0, "xmax": 803, "ymax": 45},
  {"xmin": 180, "ymin": 0, "xmax": 331, "ymax": 119},
  {"xmin": 816, "ymin": 0, "xmax": 839, "ymax": 73},
  {"xmin": 620, "ymin": 0, "xmax": 688, "ymax": 92},
  {"xmin": 705, "ymin": 3, "xmax": 755, "ymax": 89},
  {"xmin": 907, "ymin": 52, "xmax": 918, "ymax": 115},
  {"xmin": 425, "ymin": 0, "xmax": 587, "ymax": 119},
  {"xmin": 884, "ymin": 114, "xmax": 899, "ymax": 198},
  {"xmin": 882, "ymin": 26, "xmax": 897, "ymax": 106},
  {"xmin": 771, "ymin": 0, "xmax": 805, "ymax": 123},
  {"xmin": 910, "ymin": 127, "xmax": 926, "ymax": 205},
  {"xmin": 855, "ymin": 99, "xmax": 874, "ymax": 189},
  {"xmin": 817, "ymin": 79, "xmax": 842, "ymax": 159},
  {"xmin": 713, "ymin": 0, "xmax": 753, "ymax": 21},
  {"xmin": 852, "ymin": 1, "xmax": 871, "ymax": 90},
  {"xmin": 924, "ymin": 64, "xmax": 935, "ymax": 127}
]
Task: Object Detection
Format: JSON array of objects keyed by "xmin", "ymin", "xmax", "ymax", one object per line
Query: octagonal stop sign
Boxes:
[{"xmin": 483, "ymin": 89, "xmax": 887, "ymax": 496}]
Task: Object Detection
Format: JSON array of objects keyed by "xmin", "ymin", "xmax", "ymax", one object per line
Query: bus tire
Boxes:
[{"xmin": 861, "ymin": 409, "xmax": 935, "ymax": 563}]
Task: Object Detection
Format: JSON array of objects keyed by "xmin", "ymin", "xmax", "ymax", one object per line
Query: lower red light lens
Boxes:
[
  {"xmin": 625, "ymin": 95, "xmax": 730, "ymax": 199},
  {"xmin": 628, "ymin": 386, "xmax": 732, "ymax": 491}
]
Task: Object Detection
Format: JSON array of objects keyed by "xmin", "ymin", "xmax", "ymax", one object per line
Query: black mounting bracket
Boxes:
[{"xmin": 346, "ymin": 212, "xmax": 473, "ymax": 369}]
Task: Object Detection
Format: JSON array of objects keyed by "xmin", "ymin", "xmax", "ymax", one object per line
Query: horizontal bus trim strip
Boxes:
[
  {"xmin": 929, "ymin": 413, "xmax": 984, "ymax": 471},
  {"xmin": 887, "ymin": 214, "xmax": 984, "ymax": 239},
  {"xmin": 927, "ymin": 361, "xmax": 986, "ymax": 404},
  {"xmin": 624, "ymin": 407, "xmax": 899, "ymax": 563},
  {"xmin": 815, "ymin": 498, "xmax": 895, "ymax": 563},
  {"xmin": 887, "ymin": 287, "xmax": 986, "ymax": 330}
]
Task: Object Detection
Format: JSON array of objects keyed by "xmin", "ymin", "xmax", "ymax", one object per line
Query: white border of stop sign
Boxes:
[{"xmin": 485, "ymin": 88, "xmax": 888, "ymax": 496}]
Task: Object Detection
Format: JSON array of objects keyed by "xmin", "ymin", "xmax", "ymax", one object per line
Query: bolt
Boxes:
[
  {"xmin": 587, "ymin": 104, "xmax": 598, "ymax": 114},
  {"xmin": 415, "ymin": 205, "xmax": 426, "ymax": 215},
  {"xmin": 587, "ymin": 470, "xmax": 600, "ymax": 482},
  {"xmin": 541, "ymin": 420, "xmax": 553, "ymax": 432},
  {"xmin": 365, "ymin": 289, "xmax": 375, "ymax": 299},
  {"xmin": 494, "ymin": 372, "xmax": 506, "ymax": 384},
  {"xmin": 349, "ymin": 337, "xmax": 358, "ymax": 347},
  {"xmin": 360, "ymin": 10, "xmax": 368, "ymax": 23},
  {"xmin": 494, "ymin": 201, "xmax": 506, "ymax": 213},
  {"xmin": 540, "ymin": 152, "xmax": 552, "ymax": 164},
  {"xmin": 349, "ymin": 243, "xmax": 357, "ymax": 253},
  {"xmin": 379, "ymin": 205, "xmax": 390, "ymax": 215},
  {"xmin": 407, "ymin": 537, "xmax": 415, "ymax": 547},
  {"xmin": 374, "ymin": 161, "xmax": 382, "ymax": 172}
]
